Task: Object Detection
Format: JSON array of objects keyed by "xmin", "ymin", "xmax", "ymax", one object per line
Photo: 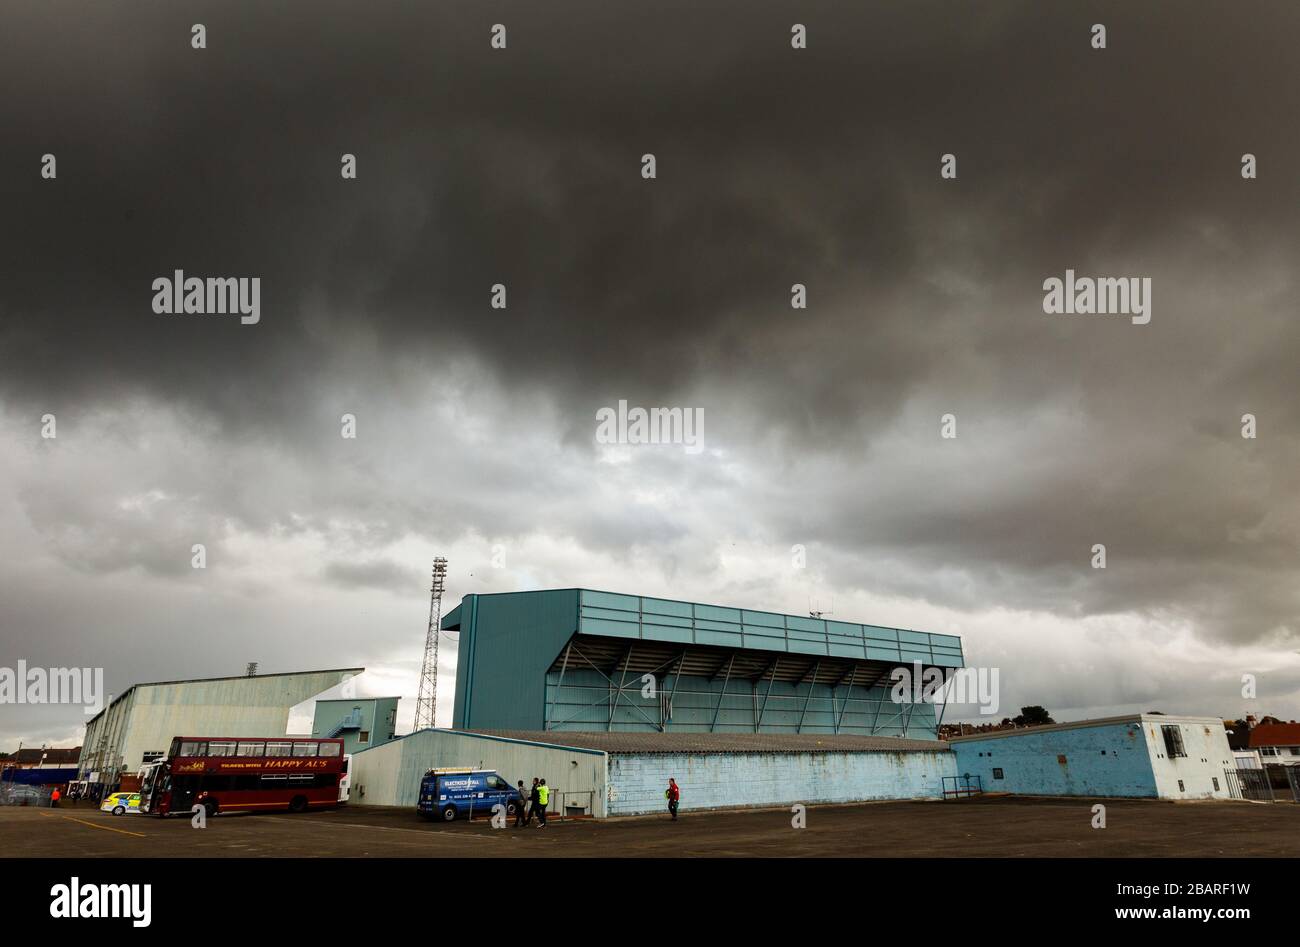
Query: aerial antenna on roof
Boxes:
[{"xmin": 808, "ymin": 594, "xmax": 833, "ymax": 620}]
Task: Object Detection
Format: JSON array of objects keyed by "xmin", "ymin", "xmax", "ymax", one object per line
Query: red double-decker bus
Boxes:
[{"xmin": 140, "ymin": 736, "xmax": 347, "ymax": 817}]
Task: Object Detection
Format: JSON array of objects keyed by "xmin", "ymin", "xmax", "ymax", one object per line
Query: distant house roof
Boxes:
[
  {"xmin": 1249, "ymin": 723, "xmax": 1300, "ymax": 748},
  {"xmin": 3, "ymin": 747, "xmax": 82, "ymax": 766},
  {"xmin": 471, "ymin": 730, "xmax": 947, "ymax": 755}
]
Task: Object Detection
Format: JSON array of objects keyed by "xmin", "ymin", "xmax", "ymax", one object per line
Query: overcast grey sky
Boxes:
[{"xmin": 2, "ymin": 0, "xmax": 1298, "ymax": 749}]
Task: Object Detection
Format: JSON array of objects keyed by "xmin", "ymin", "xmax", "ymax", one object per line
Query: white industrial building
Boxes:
[
  {"xmin": 77, "ymin": 667, "xmax": 363, "ymax": 788},
  {"xmin": 951, "ymin": 714, "xmax": 1236, "ymax": 800},
  {"xmin": 349, "ymin": 729, "xmax": 609, "ymax": 816}
]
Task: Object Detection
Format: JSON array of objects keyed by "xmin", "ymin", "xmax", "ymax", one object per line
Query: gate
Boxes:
[
  {"xmin": 942, "ymin": 774, "xmax": 983, "ymax": 800},
  {"xmin": 1287, "ymin": 766, "xmax": 1300, "ymax": 803},
  {"xmin": 1225, "ymin": 768, "xmax": 1273, "ymax": 802}
]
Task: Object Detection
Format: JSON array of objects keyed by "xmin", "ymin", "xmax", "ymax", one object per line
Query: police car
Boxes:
[
  {"xmin": 417, "ymin": 768, "xmax": 522, "ymax": 822},
  {"xmin": 100, "ymin": 792, "xmax": 142, "ymax": 815}
]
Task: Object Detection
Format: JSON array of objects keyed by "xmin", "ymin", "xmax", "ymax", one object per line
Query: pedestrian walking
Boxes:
[
  {"xmin": 515, "ymin": 780, "xmax": 529, "ymax": 827},
  {"xmin": 50, "ymin": 787, "xmax": 61, "ymax": 808},
  {"xmin": 535, "ymin": 779, "xmax": 549, "ymax": 827},
  {"xmin": 665, "ymin": 778, "xmax": 679, "ymax": 820},
  {"xmin": 526, "ymin": 778, "xmax": 540, "ymax": 825}
]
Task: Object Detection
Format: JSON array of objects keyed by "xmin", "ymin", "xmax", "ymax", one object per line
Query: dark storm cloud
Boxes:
[
  {"xmin": 1, "ymin": 0, "xmax": 1298, "ymax": 743},
  {"xmin": 5, "ymin": 0, "xmax": 1295, "ymax": 420},
  {"xmin": 322, "ymin": 557, "xmax": 425, "ymax": 594}
]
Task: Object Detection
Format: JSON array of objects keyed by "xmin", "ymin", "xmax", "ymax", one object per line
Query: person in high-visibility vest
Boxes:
[{"xmin": 535, "ymin": 780, "xmax": 550, "ymax": 827}]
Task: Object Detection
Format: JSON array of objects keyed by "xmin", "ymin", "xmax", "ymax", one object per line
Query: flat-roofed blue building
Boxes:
[{"xmin": 446, "ymin": 589, "xmax": 963, "ymax": 739}]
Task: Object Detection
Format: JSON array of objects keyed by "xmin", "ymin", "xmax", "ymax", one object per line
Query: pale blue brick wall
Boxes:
[
  {"xmin": 951, "ymin": 721, "xmax": 1159, "ymax": 797},
  {"xmin": 607, "ymin": 750, "xmax": 956, "ymax": 815}
]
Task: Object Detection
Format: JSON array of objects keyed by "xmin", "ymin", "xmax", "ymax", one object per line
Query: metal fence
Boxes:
[
  {"xmin": 1286, "ymin": 766, "xmax": 1300, "ymax": 803},
  {"xmin": 1224, "ymin": 768, "xmax": 1274, "ymax": 802},
  {"xmin": 942, "ymin": 774, "xmax": 983, "ymax": 800},
  {"xmin": 0, "ymin": 784, "xmax": 53, "ymax": 806}
]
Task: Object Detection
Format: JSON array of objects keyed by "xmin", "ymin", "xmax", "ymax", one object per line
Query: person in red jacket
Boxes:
[
  {"xmin": 50, "ymin": 787, "xmax": 61, "ymax": 808},
  {"xmin": 665, "ymin": 778, "xmax": 679, "ymax": 821}
]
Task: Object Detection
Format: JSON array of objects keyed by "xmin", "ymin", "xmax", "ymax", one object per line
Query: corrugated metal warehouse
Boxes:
[
  {"xmin": 950, "ymin": 714, "xmax": 1236, "ymax": 800},
  {"xmin": 448, "ymin": 589, "xmax": 963, "ymax": 737},
  {"xmin": 349, "ymin": 729, "xmax": 609, "ymax": 815},
  {"xmin": 78, "ymin": 667, "xmax": 362, "ymax": 788}
]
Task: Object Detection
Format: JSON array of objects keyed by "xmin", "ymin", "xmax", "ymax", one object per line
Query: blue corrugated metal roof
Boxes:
[
  {"xmin": 444, "ymin": 588, "xmax": 961, "ymax": 667},
  {"xmin": 576, "ymin": 589, "xmax": 963, "ymax": 667}
]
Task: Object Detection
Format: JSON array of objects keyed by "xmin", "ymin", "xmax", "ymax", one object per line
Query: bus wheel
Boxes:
[
  {"xmin": 203, "ymin": 799, "xmax": 218, "ymax": 818},
  {"xmin": 442, "ymin": 805, "xmax": 457, "ymax": 822},
  {"xmin": 288, "ymin": 796, "xmax": 308, "ymax": 813}
]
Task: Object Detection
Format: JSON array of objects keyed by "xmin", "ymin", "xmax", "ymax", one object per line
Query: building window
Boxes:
[
  {"xmin": 1212, "ymin": 777, "xmax": 1220, "ymax": 791},
  {"xmin": 359, "ymin": 730, "xmax": 370, "ymax": 743},
  {"xmin": 1161, "ymin": 725, "xmax": 1186, "ymax": 759},
  {"xmin": 1177, "ymin": 780, "xmax": 1185, "ymax": 792},
  {"xmin": 992, "ymin": 768, "xmax": 1004, "ymax": 780},
  {"xmin": 141, "ymin": 751, "xmax": 164, "ymax": 763}
]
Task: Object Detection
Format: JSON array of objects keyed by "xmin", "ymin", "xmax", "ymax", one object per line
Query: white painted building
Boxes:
[{"xmin": 952, "ymin": 714, "xmax": 1236, "ymax": 800}]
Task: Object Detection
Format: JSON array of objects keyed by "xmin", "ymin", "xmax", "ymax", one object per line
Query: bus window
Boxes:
[
  {"xmin": 318, "ymin": 743, "xmax": 341, "ymax": 757},
  {"xmin": 208, "ymin": 741, "xmax": 237, "ymax": 757},
  {"xmin": 236, "ymin": 741, "xmax": 265, "ymax": 757},
  {"xmin": 292, "ymin": 742, "xmax": 319, "ymax": 757},
  {"xmin": 179, "ymin": 741, "xmax": 206, "ymax": 757},
  {"xmin": 265, "ymin": 741, "xmax": 293, "ymax": 757}
]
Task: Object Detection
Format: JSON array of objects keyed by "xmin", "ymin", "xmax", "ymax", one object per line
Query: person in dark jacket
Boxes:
[
  {"xmin": 525, "ymin": 778, "xmax": 540, "ymax": 825},
  {"xmin": 514, "ymin": 780, "xmax": 529, "ymax": 827}
]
